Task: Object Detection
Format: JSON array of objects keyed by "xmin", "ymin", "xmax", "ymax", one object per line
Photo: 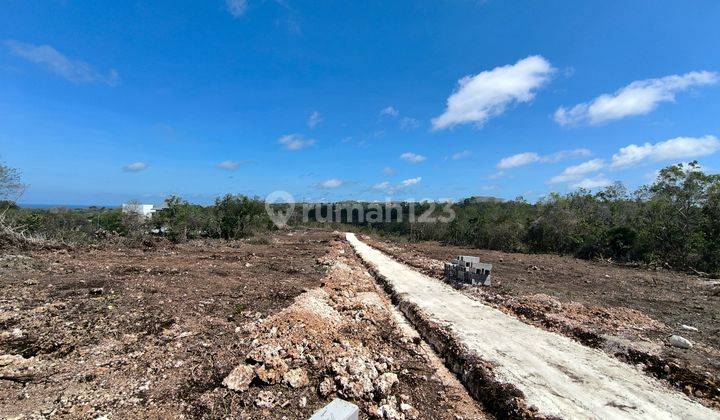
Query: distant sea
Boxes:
[{"xmin": 19, "ymin": 204, "xmax": 119, "ymax": 209}]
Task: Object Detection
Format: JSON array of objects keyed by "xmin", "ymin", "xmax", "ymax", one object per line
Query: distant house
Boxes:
[{"xmin": 122, "ymin": 203, "xmax": 156, "ymax": 218}]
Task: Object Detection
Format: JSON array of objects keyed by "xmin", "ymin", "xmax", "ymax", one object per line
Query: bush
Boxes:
[{"xmin": 214, "ymin": 195, "xmax": 271, "ymax": 240}]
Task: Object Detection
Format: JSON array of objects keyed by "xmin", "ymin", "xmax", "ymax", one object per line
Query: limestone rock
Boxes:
[
  {"xmin": 319, "ymin": 377, "xmax": 336, "ymax": 397},
  {"xmin": 255, "ymin": 390, "xmax": 276, "ymax": 408},
  {"xmin": 283, "ymin": 367, "xmax": 309, "ymax": 388},
  {"xmin": 222, "ymin": 364, "xmax": 255, "ymax": 392},
  {"xmin": 375, "ymin": 372, "xmax": 399, "ymax": 397},
  {"xmin": 669, "ymin": 335, "xmax": 693, "ymax": 349},
  {"xmin": 400, "ymin": 403, "xmax": 419, "ymax": 419}
]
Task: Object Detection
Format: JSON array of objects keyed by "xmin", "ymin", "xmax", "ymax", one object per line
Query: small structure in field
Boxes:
[
  {"xmin": 122, "ymin": 203, "xmax": 156, "ymax": 218},
  {"xmin": 444, "ymin": 256, "xmax": 492, "ymax": 286}
]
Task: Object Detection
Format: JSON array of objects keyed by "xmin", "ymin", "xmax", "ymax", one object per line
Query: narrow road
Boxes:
[{"xmin": 347, "ymin": 233, "xmax": 719, "ymax": 420}]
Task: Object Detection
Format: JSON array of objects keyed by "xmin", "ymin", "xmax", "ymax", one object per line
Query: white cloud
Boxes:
[
  {"xmin": 497, "ymin": 148, "xmax": 591, "ymax": 169},
  {"xmin": 382, "ymin": 166, "xmax": 396, "ymax": 176},
  {"xmin": 400, "ymin": 117, "xmax": 420, "ymax": 130},
  {"xmin": 318, "ymin": 178, "xmax": 343, "ymax": 189},
  {"xmin": 611, "ymin": 135, "xmax": 720, "ymax": 169},
  {"xmin": 372, "ymin": 177, "xmax": 422, "ymax": 194},
  {"xmin": 380, "ymin": 106, "xmax": 399, "ymax": 117},
  {"xmin": 372, "ymin": 181, "xmax": 390, "ymax": 190},
  {"xmin": 571, "ymin": 175, "xmax": 612, "ymax": 190},
  {"xmin": 216, "ymin": 160, "xmax": 248, "ymax": 170},
  {"xmin": 278, "ymin": 134, "xmax": 315, "ymax": 150},
  {"xmin": 400, "ymin": 152, "xmax": 426, "ymax": 163},
  {"xmin": 123, "ymin": 162, "xmax": 147, "ymax": 172},
  {"xmin": 307, "ymin": 110, "xmax": 322, "ymax": 129},
  {"xmin": 451, "ymin": 150, "xmax": 472, "ymax": 160},
  {"xmin": 432, "ymin": 55, "xmax": 554, "ymax": 130},
  {"xmin": 5, "ymin": 40, "xmax": 119, "ymax": 86},
  {"xmin": 555, "ymin": 71, "xmax": 719, "ymax": 126},
  {"xmin": 399, "ymin": 177, "xmax": 421, "ymax": 188},
  {"xmin": 226, "ymin": 0, "xmax": 247, "ymax": 17},
  {"xmin": 549, "ymin": 159, "xmax": 605, "ymax": 184},
  {"xmin": 497, "ymin": 152, "xmax": 540, "ymax": 169}
]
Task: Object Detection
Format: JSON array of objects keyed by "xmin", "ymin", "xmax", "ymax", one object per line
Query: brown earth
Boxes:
[
  {"xmin": 359, "ymin": 234, "xmax": 720, "ymax": 408},
  {"xmin": 0, "ymin": 228, "xmax": 486, "ymax": 419}
]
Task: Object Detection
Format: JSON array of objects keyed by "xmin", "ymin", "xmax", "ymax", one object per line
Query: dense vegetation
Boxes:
[
  {"xmin": 2, "ymin": 161, "xmax": 719, "ymax": 273},
  {"xmin": 346, "ymin": 162, "xmax": 720, "ymax": 274}
]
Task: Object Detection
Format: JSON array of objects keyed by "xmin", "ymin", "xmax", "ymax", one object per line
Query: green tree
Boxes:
[{"xmin": 214, "ymin": 194, "xmax": 270, "ymax": 239}]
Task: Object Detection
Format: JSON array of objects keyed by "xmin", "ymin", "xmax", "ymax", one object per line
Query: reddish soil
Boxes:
[
  {"xmin": 0, "ymin": 229, "xmax": 486, "ymax": 419},
  {"xmin": 360, "ymin": 234, "xmax": 720, "ymax": 408}
]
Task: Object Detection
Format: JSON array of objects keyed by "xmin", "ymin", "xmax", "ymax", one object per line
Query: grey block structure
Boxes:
[
  {"xmin": 444, "ymin": 256, "xmax": 492, "ymax": 286},
  {"xmin": 309, "ymin": 399, "xmax": 359, "ymax": 420}
]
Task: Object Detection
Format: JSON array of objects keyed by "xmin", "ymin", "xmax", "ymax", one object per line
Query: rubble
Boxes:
[
  {"xmin": 283, "ymin": 367, "xmax": 309, "ymax": 388},
  {"xmin": 375, "ymin": 372, "xmax": 399, "ymax": 397},
  {"xmin": 222, "ymin": 364, "xmax": 255, "ymax": 392},
  {"xmin": 255, "ymin": 390, "xmax": 277, "ymax": 408}
]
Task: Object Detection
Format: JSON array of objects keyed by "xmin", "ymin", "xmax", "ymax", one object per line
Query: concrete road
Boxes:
[{"xmin": 347, "ymin": 232, "xmax": 719, "ymax": 420}]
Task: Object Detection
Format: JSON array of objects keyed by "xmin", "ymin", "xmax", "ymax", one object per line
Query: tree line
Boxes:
[
  {"xmin": 1, "ymin": 161, "xmax": 719, "ymax": 273},
  {"xmin": 347, "ymin": 162, "xmax": 720, "ymax": 274}
]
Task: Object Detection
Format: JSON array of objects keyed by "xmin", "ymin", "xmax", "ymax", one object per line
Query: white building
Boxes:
[{"xmin": 122, "ymin": 203, "xmax": 156, "ymax": 218}]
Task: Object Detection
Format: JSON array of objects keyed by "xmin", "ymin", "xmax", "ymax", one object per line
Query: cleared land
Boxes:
[
  {"xmin": 348, "ymin": 233, "xmax": 720, "ymax": 419},
  {"xmin": 0, "ymin": 229, "xmax": 484, "ymax": 419}
]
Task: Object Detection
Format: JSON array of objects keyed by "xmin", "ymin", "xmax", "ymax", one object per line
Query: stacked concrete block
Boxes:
[
  {"xmin": 444, "ymin": 256, "xmax": 492, "ymax": 286},
  {"xmin": 310, "ymin": 399, "xmax": 359, "ymax": 420}
]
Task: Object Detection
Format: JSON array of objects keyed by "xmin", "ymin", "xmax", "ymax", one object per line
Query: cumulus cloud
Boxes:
[
  {"xmin": 5, "ymin": 40, "xmax": 119, "ymax": 86},
  {"xmin": 555, "ymin": 71, "xmax": 719, "ymax": 126},
  {"xmin": 432, "ymin": 55, "xmax": 554, "ymax": 130},
  {"xmin": 379, "ymin": 106, "xmax": 399, "ymax": 117},
  {"xmin": 307, "ymin": 111, "xmax": 322, "ymax": 129},
  {"xmin": 216, "ymin": 160, "xmax": 249, "ymax": 170},
  {"xmin": 549, "ymin": 159, "xmax": 605, "ymax": 184},
  {"xmin": 226, "ymin": 0, "xmax": 247, "ymax": 17},
  {"xmin": 372, "ymin": 177, "xmax": 421, "ymax": 193},
  {"xmin": 497, "ymin": 148, "xmax": 590, "ymax": 169},
  {"xmin": 123, "ymin": 162, "xmax": 147, "ymax": 172},
  {"xmin": 611, "ymin": 135, "xmax": 720, "ymax": 169},
  {"xmin": 400, "ymin": 177, "xmax": 422, "ymax": 188},
  {"xmin": 278, "ymin": 134, "xmax": 315, "ymax": 150},
  {"xmin": 497, "ymin": 152, "xmax": 540, "ymax": 169},
  {"xmin": 571, "ymin": 175, "xmax": 612, "ymax": 190},
  {"xmin": 317, "ymin": 178, "xmax": 344, "ymax": 189},
  {"xmin": 400, "ymin": 152, "xmax": 426, "ymax": 163}
]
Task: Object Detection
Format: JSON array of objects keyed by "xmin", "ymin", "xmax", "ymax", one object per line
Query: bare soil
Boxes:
[
  {"xmin": 360, "ymin": 234, "xmax": 720, "ymax": 408},
  {"xmin": 0, "ymin": 229, "xmax": 486, "ymax": 419}
]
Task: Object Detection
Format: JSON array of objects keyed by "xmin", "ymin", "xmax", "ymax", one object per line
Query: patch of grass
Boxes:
[{"xmin": 234, "ymin": 303, "xmax": 247, "ymax": 314}]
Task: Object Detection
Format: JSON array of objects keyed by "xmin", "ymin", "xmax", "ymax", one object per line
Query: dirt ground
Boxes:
[
  {"xmin": 360, "ymin": 234, "xmax": 720, "ymax": 408},
  {"xmin": 0, "ymin": 228, "xmax": 486, "ymax": 419}
]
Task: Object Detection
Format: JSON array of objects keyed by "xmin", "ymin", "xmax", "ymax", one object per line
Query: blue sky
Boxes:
[{"xmin": 1, "ymin": 1, "xmax": 719, "ymax": 205}]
